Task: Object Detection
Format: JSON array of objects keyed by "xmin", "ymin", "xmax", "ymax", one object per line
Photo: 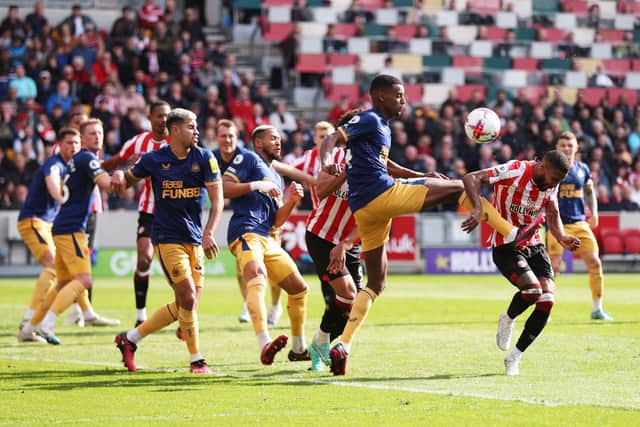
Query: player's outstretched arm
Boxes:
[
  {"xmin": 320, "ymin": 132, "xmax": 346, "ymax": 176},
  {"xmin": 222, "ymin": 175, "xmax": 280, "ymax": 199},
  {"xmin": 546, "ymin": 198, "xmax": 580, "ymax": 251},
  {"xmin": 45, "ymin": 175, "xmax": 64, "ymax": 205},
  {"xmin": 273, "ymin": 160, "xmax": 317, "ymax": 187},
  {"xmin": 584, "ymin": 178, "xmax": 599, "ymax": 228},
  {"xmin": 203, "ymin": 180, "xmax": 223, "ymax": 259},
  {"xmin": 316, "ymin": 168, "xmax": 346, "ymax": 199},
  {"xmin": 273, "ymin": 182, "xmax": 304, "ymax": 228}
]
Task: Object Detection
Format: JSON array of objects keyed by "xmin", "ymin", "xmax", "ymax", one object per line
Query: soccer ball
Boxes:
[{"xmin": 464, "ymin": 107, "xmax": 501, "ymax": 144}]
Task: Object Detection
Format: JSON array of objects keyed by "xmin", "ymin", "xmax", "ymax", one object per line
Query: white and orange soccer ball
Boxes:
[{"xmin": 464, "ymin": 107, "xmax": 501, "ymax": 144}]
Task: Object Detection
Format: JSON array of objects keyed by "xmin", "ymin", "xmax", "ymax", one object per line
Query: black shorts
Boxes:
[
  {"xmin": 492, "ymin": 244, "xmax": 554, "ymax": 286},
  {"xmin": 305, "ymin": 230, "xmax": 363, "ymax": 289},
  {"xmin": 136, "ymin": 212, "xmax": 154, "ymax": 240}
]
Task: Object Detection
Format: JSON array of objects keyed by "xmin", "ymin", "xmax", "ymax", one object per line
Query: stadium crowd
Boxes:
[{"xmin": 0, "ymin": 0, "xmax": 640, "ymax": 213}]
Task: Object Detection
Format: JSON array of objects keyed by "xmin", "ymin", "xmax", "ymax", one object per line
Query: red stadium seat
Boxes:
[
  {"xmin": 600, "ymin": 229, "xmax": 624, "ymax": 255},
  {"xmin": 468, "ymin": 0, "xmax": 501, "ymax": 15},
  {"xmin": 452, "ymin": 56, "xmax": 483, "ymax": 75},
  {"xmin": 332, "ymin": 23, "xmax": 357, "ymax": 38},
  {"xmin": 394, "ymin": 25, "xmax": 418, "ymax": 43},
  {"xmin": 578, "ymin": 88, "xmax": 607, "ymax": 107},
  {"xmin": 325, "ymin": 83, "xmax": 360, "ymax": 103},
  {"xmin": 598, "ymin": 29, "xmax": 625, "ymax": 42},
  {"xmin": 484, "ymin": 26, "xmax": 508, "ymax": 42},
  {"xmin": 561, "ymin": 0, "xmax": 588, "ymax": 16},
  {"xmin": 359, "ymin": 0, "xmax": 384, "ymax": 11},
  {"xmin": 455, "ymin": 84, "xmax": 486, "ymax": 102},
  {"xmin": 622, "ymin": 229, "xmax": 640, "ymax": 254},
  {"xmin": 264, "ymin": 0, "xmax": 294, "ymax": 5},
  {"xmin": 631, "ymin": 59, "xmax": 640, "ymax": 71},
  {"xmin": 327, "ymin": 53, "xmax": 358, "ymax": 66},
  {"xmin": 520, "ymin": 87, "xmax": 548, "ymax": 105},
  {"xmin": 512, "ymin": 58, "xmax": 539, "ymax": 71},
  {"xmin": 601, "ymin": 59, "xmax": 630, "ymax": 77},
  {"xmin": 607, "ymin": 88, "xmax": 638, "ymax": 106},
  {"xmin": 295, "ymin": 54, "xmax": 327, "ymax": 73},
  {"xmin": 538, "ymin": 28, "xmax": 566, "ymax": 44},
  {"xmin": 403, "ymin": 84, "xmax": 423, "ymax": 104},
  {"xmin": 262, "ymin": 22, "xmax": 295, "ymax": 42}
]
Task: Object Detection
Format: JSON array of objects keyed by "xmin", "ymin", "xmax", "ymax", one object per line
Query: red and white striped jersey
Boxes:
[
  {"xmin": 293, "ymin": 147, "xmax": 321, "ymax": 208},
  {"xmin": 488, "ymin": 160, "xmax": 558, "ymax": 247},
  {"xmin": 118, "ymin": 132, "xmax": 168, "ymax": 214},
  {"xmin": 305, "ymin": 148, "xmax": 356, "ymax": 245}
]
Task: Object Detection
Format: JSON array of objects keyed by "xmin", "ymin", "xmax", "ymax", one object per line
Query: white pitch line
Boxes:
[{"xmin": 0, "ymin": 355, "xmax": 634, "ymax": 411}]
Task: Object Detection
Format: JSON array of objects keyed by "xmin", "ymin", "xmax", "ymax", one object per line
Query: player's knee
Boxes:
[
  {"xmin": 536, "ymin": 292, "xmax": 555, "ymax": 312},
  {"xmin": 137, "ymin": 257, "xmax": 152, "ymax": 272},
  {"xmin": 520, "ymin": 283, "xmax": 542, "ymax": 303}
]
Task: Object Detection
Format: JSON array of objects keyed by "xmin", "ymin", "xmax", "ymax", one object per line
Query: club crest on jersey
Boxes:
[
  {"xmin": 162, "ymin": 163, "xmax": 171, "ymax": 170},
  {"xmin": 191, "ymin": 162, "xmax": 200, "ymax": 172},
  {"xmin": 89, "ymin": 159, "xmax": 101, "ymax": 170},
  {"xmin": 233, "ymin": 154, "xmax": 244, "ymax": 164}
]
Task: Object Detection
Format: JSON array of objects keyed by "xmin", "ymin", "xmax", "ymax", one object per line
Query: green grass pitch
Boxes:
[{"xmin": 1, "ymin": 274, "xmax": 638, "ymax": 426}]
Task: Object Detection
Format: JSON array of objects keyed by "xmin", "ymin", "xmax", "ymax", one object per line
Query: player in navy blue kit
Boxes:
[
  {"xmin": 19, "ymin": 119, "xmax": 121, "ymax": 345},
  {"xmin": 549, "ymin": 132, "xmax": 612, "ymax": 320},
  {"xmin": 320, "ymin": 75, "xmax": 543, "ymax": 375},
  {"xmin": 223, "ymin": 124, "xmax": 310, "ymax": 365},
  {"xmin": 113, "ymin": 108, "xmax": 223, "ymax": 374},
  {"xmin": 16, "ymin": 128, "xmax": 80, "ymax": 342}
]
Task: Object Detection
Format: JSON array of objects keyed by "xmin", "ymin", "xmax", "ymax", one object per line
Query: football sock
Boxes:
[
  {"xmin": 29, "ymin": 268, "xmax": 56, "ymax": 310},
  {"xmin": 29, "ymin": 286, "xmax": 59, "ymax": 326},
  {"xmin": 257, "ymin": 331, "xmax": 271, "ymax": 350},
  {"xmin": 77, "ymin": 289, "xmax": 91, "ymax": 311},
  {"xmin": 287, "ymin": 288, "xmax": 308, "ymax": 337},
  {"xmin": 134, "ymin": 269, "xmax": 150, "ymax": 311},
  {"xmin": 22, "ymin": 308, "xmax": 34, "ymax": 323},
  {"xmin": 40, "ymin": 311, "xmax": 58, "ymax": 333},
  {"xmin": 137, "ymin": 308, "xmax": 147, "ymax": 321},
  {"xmin": 341, "ymin": 287, "xmax": 377, "ymax": 348},
  {"xmin": 178, "ymin": 307, "xmax": 200, "ymax": 355},
  {"xmin": 51, "ymin": 280, "xmax": 85, "ymax": 315},
  {"xmin": 314, "ymin": 330, "xmax": 331, "ymax": 345},
  {"xmin": 592, "ymin": 298, "xmax": 603, "ymax": 312},
  {"xmin": 588, "ymin": 266, "xmax": 604, "ymax": 305},
  {"xmin": 82, "ymin": 306, "xmax": 97, "ymax": 319},
  {"xmin": 246, "ymin": 276, "xmax": 267, "ymax": 334},
  {"xmin": 507, "ymin": 292, "xmax": 535, "ymax": 319},
  {"xmin": 515, "ymin": 309, "xmax": 550, "ymax": 352},
  {"xmin": 139, "ymin": 302, "xmax": 178, "ymax": 338},
  {"xmin": 126, "ymin": 328, "xmax": 143, "ymax": 344},
  {"xmin": 190, "ymin": 353, "xmax": 204, "ymax": 363},
  {"xmin": 458, "ymin": 192, "xmax": 516, "ymax": 239},
  {"xmin": 291, "ymin": 335, "xmax": 306, "ymax": 353},
  {"xmin": 508, "ymin": 347, "xmax": 523, "ymax": 360}
]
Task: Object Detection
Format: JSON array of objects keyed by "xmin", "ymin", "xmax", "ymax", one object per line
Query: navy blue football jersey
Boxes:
[
  {"xmin": 19, "ymin": 154, "xmax": 67, "ymax": 222},
  {"xmin": 557, "ymin": 161, "xmax": 591, "ymax": 224}
]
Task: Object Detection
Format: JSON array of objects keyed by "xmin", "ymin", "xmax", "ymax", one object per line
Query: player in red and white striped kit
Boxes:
[
  {"xmin": 462, "ymin": 150, "xmax": 580, "ymax": 376},
  {"xmin": 102, "ymin": 101, "xmax": 171, "ymax": 326}
]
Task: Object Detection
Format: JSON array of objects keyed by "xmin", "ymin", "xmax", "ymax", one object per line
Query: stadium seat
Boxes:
[
  {"xmin": 538, "ymin": 28, "xmax": 567, "ymax": 43},
  {"xmin": 608, "ymin": 88, "xmax": 638, "ymax": 106},
  {"xmin": 590, "ymin": 43, "xmax": 613, "ymax": 59},
  {"xmin": 403, "ymin": 83, "xmax": 424, "ymax": 104},
  {"xmin": 574, "ymin": 58, "xmax": 602, "ymax": 74},
  {"xmin": 233, "ymin": 0, "xmax": 261, "ymax": 8},
  {"xmin": 468, "ymin": 0, "xmax": 501, "ymax": 15},
  {"xmin": 264, "ymin": 0, "xmax": 295, "ymax": 5},
  {"xmin": 331, "ymin": 66, "xmax": 356, "ymax": 84},
  {"xmin": 455, "ymin": 84, "xmax": 486, "ymax": 102},
  {"xmin": 299, "ymin": 37, "xmax": 324, "ymax": 53},
  {"xmin": 364, "ymin": 23, "xmax": 388, "ymax": 37},
  {"xmin": 261, "ymin": 22, "xmax": 295, "ymax": 42},
  {"xmin": 598, "ymin": 30, "xmax": 625, "ymax": 42},
  {"xmin": 312, "ymin": 7, "xmax": 338, "ymax": 23},
  {"xmin": 423, "ymin": 83, "xmax": 452, "ymax": 106},
  {"xmin": 495, "ymin": 12, "xmax": 518, "ymax": 29},
  {"xmin": 395, "ymin": 25, "xmax": 418, "ymax": 43},
  {"xmin": 513, "ymin": 58, "xmax": 539, "ymax": 71},
  {"xmin": 483, "ymin": 56, "xmax": 512, "ymax": 71},
  {"xmin": 564, "ymin": 71, "xmax": 588, "ymax": 88},
  {"xmin": 442, "ymin": 67, "xmax": 466, "ymax": 85},
  {"xmin": 602, "ymin": 59, "xmax": 630, "ymax": 78},
  {"xmin": 502, "ymin": 70, "xmax": 528, "ymax": 87},
  {"xmin": 423, "ymin": 0, "xmax": 445, "ymax": 12},
  {"xmin": 393, "ymin": 0, "xmax": 414, "ymax": 6},
  {"xmin": 358, "ymin": 53, "xmax": 387, "ymax": 73},
  {"xmin": 295, "ymin": 54, "xmax": 327, "ymax": 73},
  {"xmin": 541, "ymin": 58, "xmax": 573, "ymax": 70},
  {"xmin": 530, "ymin": 42, "xmax": 554, "ymax": 59},
  {"xmin": 347, "ymin": 37, "xmax": 371, "ymax": 54},
  {"xmin": 520, "ymin": 86, "xmax": 548, "ymax": 104},
  {"xmin": 409, "ymin": 38, "xmax": 432, "ymax": 55},
  {"xmin": 448, "ymin": 26, "xmax": 479, "ymax": 45},
  {"xmin": 435, "ymin": 10, "xmax": 459, "ymax": 26},
  {"xmin": 533, "ymin": 0, "xmax": 560, "ymax": 13},
  {"xmin": 452, "ymin": 56, "xmax": 483, "ymax": 72},
  {"xmin": 548, "ymin": 86, "xmax": 577, "ymax": 104},
  {"xmin": 422, "ymin": 55, "xmax": 452, "ymax": 69},
  {"xmin": 622, "ymin": 229, "xmax": 640, "ymax": 254},
  {"xmin": 510, "ymin": 0, "xmax": 533, "ymax": 19},
  {"xmin": 298, "ymin": 22, "xmax": 327, "ymax": 37},
  {"xmin": 327, "ymin": 53, "xmax": 358, "ymax": 66},
  {"xmin": 484, "ymin": 26, "xmax": 508, "ymax": 41},
  {"xmin": 560, "ymin": 0, "xmax": 588, "ymax": 15},
  {"xmin": 332, "ymin": 23, "xmax": 357, "ymax": 38},
  {"xmin": 614, "ymin": 14, "xmax": 635, "ymax": 30},
  {"xmin": 359, "ymin": 0, "xmax": 384, "ymax": 10},
  {"xmin": 391, "ymin": 54, "xmax": 423, "ymax": 74},
  {"xmin": 375, "ymin": 8, "xmax": 399, "ymax": 25},
  {"xmin": 600, "ymin": 229, "xmax": 624, "ymax": 255},
  {"xmin": 572, "ymin": 28, "xmax": 595, "ymax": 46},
  {"xmin": 268, "ymin": 6, "xmax": 292, "ymax": 22},
  {"xmin": 554, "ymin": 12, "xmax": 578, "ymax": 29},
  {"xmin": 325, "ymin": 83, "xmax": 360, "ymax": 103},
  {"xmin": 515, "ymin": 27, "xmax": 537, "ymax": 41},
  {"xmin": 578, "ymin": 88, "xmax": 607, "ymax": 106},
  {"xmin": 469, "ymin": 40, "xmax": 493, "ymax": 58},
  {"xmin": 596, "ymin": 1, "xmax": 617, "ymax": 19}
]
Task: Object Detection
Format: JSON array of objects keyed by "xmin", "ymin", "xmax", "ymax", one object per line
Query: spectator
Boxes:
[
  {"xmin": 268, "ymin": 100, "xmax": 297, "ymax": 136},
  {"xmin": 92, "ymin": 51, "xmax": 119, "ymax": 86},
  {"xmin": 590, "ymin": 65, "xmax": 614, "ymax": 88},
  {"xmin": 0, "ymin": 5, "xmax": 26, "ymax": 39},
  {"xmin": 179, "ymin": 7, "xmax": 204, "ymax": 43},
  {"xmin": 25, "ymin": 2, "xmax": 47, "ymax": 38},
  {"xmin": 9, "ymin": 63, "xmax": 37, "ymax": 102},
  {"xmin": 138, "ymin": 0, "xmax": 164, "ymax": 30},
  {"xmin": 45, "ymin": 80, "xmax": 76, "ymax": 115},
  {"xmin": 59, "ymin": 4, "xmax": 96, "ymax": 38},
  {"xmin": 110, "ymin": 6, "xmax": 137, "ymax": 45},
  {"xmin": 343, "ymin": 0, "xmax": 374, "ymax": 23},
  {"xmin": 402, "ymin": 145, "xmax": 426, "ymax": 172},
  {"xmin": 118, "ymin": 84, "xmax": 146, "ymax": 115},
  {"xmin": 292, "ymin": 0, "xmax": 313, "ymax": 22}
]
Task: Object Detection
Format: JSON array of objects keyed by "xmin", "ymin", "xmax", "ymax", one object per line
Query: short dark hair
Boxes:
[
  {"xmin": 166, "ymin": 108, "xmax": 196, "ymax": 133},
  {"xmin": 58, "ymin": 127, "xmax": 80, "ymax": 141},
  {"xmin": 369, "ymin": 74, "xmax": 401, "ymax": 96},
  {"xmin": 251, "ymin": 124, "xmax": 276, "ymax": 142},
  {"xmin": 543, "ymin": 150, "xmax": 570, "ymax": 175},
  {"xmin": 149, "ymin": 100, "xmax": 170, "ymax": 114}
]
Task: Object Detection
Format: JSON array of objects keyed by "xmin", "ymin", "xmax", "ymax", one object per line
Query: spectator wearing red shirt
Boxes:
[
  {"xmin": 138, "ymin": 0, "xmax": 164, "ymax": 30},
  {"xmin": 92, "ymin": 51, "xmax": 119, "ymax": 86}
]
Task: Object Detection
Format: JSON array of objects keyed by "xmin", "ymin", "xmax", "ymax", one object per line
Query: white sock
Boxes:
[
  {"xmin": 23, "ymin": 308, "xmax": 35, "ymax": 321},
  {"xmin": 40, "ymin": 311, "xmax": 58, "ymax": 333},
  {"xmin": 291, "ymin": 335, "xmax": 306, "ymax": 353},
  {"xmin": 592, "ymin": 298, "xmax": 603, "ymax": 312},
  {"xmin": 71, "ymin": 303, "xmax": 81, "ymax": 313},
  {"xmin": 270, "ymin": 304, "xmax": 282, "ymax": 312},
  {"xmin": 190, "ymin": 353, "xmax": 204, "ymax": 363},
  {"xmin": 314, "ymin": 330, "xmax": 331, "ymax": 345},
  {"xmin": 340, "ymin": 341, "xmax": 351, "ymax": 353},
  {"xmin": 22, "ymin": 322, "xmax": 36, "ymax": 334},
  {"xmin": 257, "ymin": 331, "xmax": 271, "ymax": 350},
  {"xmin": 509, "ymin": 347, "xmax": 523, "ymax": 359},
  {"xmin": 240, "ymin": 303, "xmax": 248, "ymax": 315},
  {"xmin": 504, "ymin": 228, "xmax": 518, "ymax": 243},
  {"xmin": 137, "ymin": 308, "xmax": 147, "ymax": 321},
  {"xmin": 82, "ymin": 307, "xmax": 96, "ymax": 319},
  {"xmin": 126, "ymin": 328, "xmax": 143, "ymax": 344}
]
